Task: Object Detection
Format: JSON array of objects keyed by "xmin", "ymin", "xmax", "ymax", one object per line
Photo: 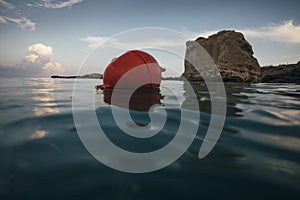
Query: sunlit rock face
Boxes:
[{"xmin": 183, "ymin": 30, "xmax": 261, "ymax": 82}]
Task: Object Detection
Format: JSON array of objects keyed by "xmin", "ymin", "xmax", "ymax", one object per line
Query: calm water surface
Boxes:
[{"xmin": 0, "ymin": 78, "xmax": 300, "ymax": 199}]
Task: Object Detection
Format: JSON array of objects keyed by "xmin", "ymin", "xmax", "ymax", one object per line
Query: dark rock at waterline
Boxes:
[
  {"xmin": 183, "ymin": 30, "xmax": 261, "ymax": 82},
  {"xmin": 51, "ymin": 73, "xmax": 103, "ymax": 79},
  {"xmin": 261, "ymin": 61, "xmax": 300, "ymax": 83}
]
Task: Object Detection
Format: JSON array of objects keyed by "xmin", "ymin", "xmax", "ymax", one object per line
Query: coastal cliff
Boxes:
[
  {"xmin": 183, "ymin": 30, "xmax": 261, "ymax": 82},
  {"xmin": 261, "ymin": 61, "xmax": 300, "ymax": 83}
]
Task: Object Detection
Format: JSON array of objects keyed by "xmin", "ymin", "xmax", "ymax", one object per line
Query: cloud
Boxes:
[
  {"xmin": 28, "ymin": 0, "xmax": 83, "ymax": 9},
  {"xmin": 24, "ymin": 43, "xmax": 53, "ymax": 63},
  {"xmin": 0, "ymin": 0, "xmax": 14, "ymax": 10},
  {"xmin": 0, "ymin": 16, "xmax": 6, "ymax": 23},
  {"xmin": 0, "ymin": 1, "xmax": 35, "ymax": 31},
  {"xmin": 0, "ymin": 43, "xmax": 64, "ymax": 77},
  {"xmin": 80, "ymin": 36, "xmax": 185, "ymax": 50},
  {"xmin": 1, "ymin": 1, "xmax": 83, "ymax": 31},
  {"xmin": 43, "ymin": 62, "xmax": 64, "ymax": 74},
  {"xmin": 21, "ymin": 43, "xmax": 64, "ymax": 75},
  {"xmin": 0, "ymin": 16, "xmax": 35, "ymax": 31},
  {"xmin": 180, "ymin": 26, "xmax": 217, "ymax": 40},
  {"xmin": 185, "ymin": 20, "xmax": 300, "ymax": 44},
  {"xmin": 191, "ymin": 31, "xmax": 218, "ymax": 39},
  {"xmin": 240, "ymin": 20, "xmax": 300, "ymax": 44},
  {"xmin": 80, "ymin": 36, "xmax": 112, "ymax": 49}
]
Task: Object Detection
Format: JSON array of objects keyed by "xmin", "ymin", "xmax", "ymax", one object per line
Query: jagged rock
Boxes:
[
  {"xmin": 183, "ymin": 30, "xmax": 261, "ymax": 82},
  {"xmin": 261, "ymin": 61, "xmax": 300, "ymax": 83}
]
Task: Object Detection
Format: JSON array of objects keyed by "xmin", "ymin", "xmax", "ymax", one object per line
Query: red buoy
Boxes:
[{"xmin": 96, "ymin": 50, "xmax": 165, "ymax": 90}]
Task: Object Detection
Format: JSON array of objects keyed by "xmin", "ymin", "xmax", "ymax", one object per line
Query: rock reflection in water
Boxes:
[{"xmin": 182, "ymin": 81, "xmax": 255, "ymax": 116}]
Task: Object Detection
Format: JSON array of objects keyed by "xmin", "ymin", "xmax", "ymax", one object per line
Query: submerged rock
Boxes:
[
  {"xmin": 261, "ymin": 61, "xmax": 300, "ymax": 83},
  {"xmin": 183, "ymin": 30, "xmax": 261, "ymax": 82}
]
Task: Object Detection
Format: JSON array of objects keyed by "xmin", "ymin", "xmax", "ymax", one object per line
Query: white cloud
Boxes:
[
  {"xmin": 184, "ymin": 20, "xmax": 300, "ymax": 44},
  {"xmin": 0, "ymin": 0, "xmax": 14, "ymax": 9},
  {"xmin": 25, "ymin": 54, "xmax": 39, "ymax": 63},
  {"xmin": 80, "ymin": 36, "xmax": 113, "ymax": 49},
  {"xmin": 191, "ymin": 30, "xmax": 218, "ymax": 39},
  {"xmin": 80, "ymin": 36, "xmax": 185, "ymax": 50},
  {"xmin": 24, "ymin": 43, "xmax": 53, "ymax": 63},
  {"xmin": 240, "ymin": 20, "xmax": 300, "ymax": 44},
  {"xmin": 181, "ymin": 26, "xmax": 217, "ymax": 40},
  {"xmin": 0, "ymin": 16, "xmax": 6, "ymax": 23},
  {"xmin": 0, "ymin": 16, "xmax": 35, "ymax": 31},
  {"xmin": 0, "ymin": 1, "xmax": 35, "ymax": 31},
  {"xmin": 43, "ymin": 62, "xmax": 64, "ymax": 74},
  {"xmin": 22, "ymin": 43, "xmax": 64, "ymax": 75},
  {"xmin": 28, "ymin": 0, "xmax": 83, "ymax": 9},
  {"xmin": 0, "ymin": 43, "xmax": 64, "ymax": 77}
]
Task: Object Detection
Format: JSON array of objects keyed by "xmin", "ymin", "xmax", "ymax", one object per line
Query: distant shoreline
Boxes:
[
  {"xmin": 51, "ymin": 73, "xmax": 103, "ymax": 79},
  {"xmin": 51, "ymin": 75, "xmax": 78, "ymax": 79},
  {"xmin": 51, "ymin": 73, "xmax": 181, "ymax": 80},
  {"xmin": 51, "ymin": 61, "xmax": 300, "ymax": 83}
]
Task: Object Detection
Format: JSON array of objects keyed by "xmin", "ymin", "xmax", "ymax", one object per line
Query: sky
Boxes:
[{"xmin": 0, "ymin": 0, "xmax": 300, "ymax": 77}]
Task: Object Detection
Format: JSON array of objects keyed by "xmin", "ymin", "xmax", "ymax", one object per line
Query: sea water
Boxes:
[{"xmin": 0, "ymin": 78, "xmax": 300, "ymax": 199}]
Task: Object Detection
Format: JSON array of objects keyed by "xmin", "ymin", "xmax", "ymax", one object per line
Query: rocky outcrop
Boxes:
[
  {"xmin": 261, "ymin": 61, "xmax": 300, "ymax": 83},
  {"xmin": 183, "ymin": 30, "xmax": 261, "ymax": 82}
]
